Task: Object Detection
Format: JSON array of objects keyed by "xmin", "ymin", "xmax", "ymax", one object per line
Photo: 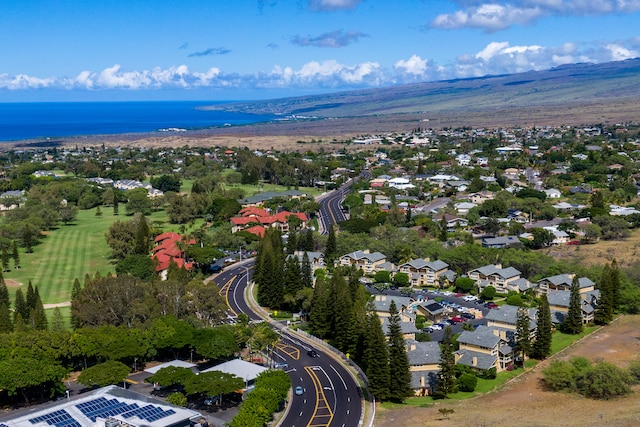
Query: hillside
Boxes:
[{"xmin": 204, "ymin": 58, "xmax": 640, "ymax": 131}]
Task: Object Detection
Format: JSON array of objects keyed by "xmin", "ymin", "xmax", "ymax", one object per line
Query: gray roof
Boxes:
[
  {"xmin": 373, "ymin": 296, "xmax": 414, "ymax": 313},
  {"xmin": 511, "ymin": 277, "xmax": 534, "ymax": 292},
  {"xmin": 381, "ymin": 318, "xmax": 420, "ymax": 335},
  {"xmin": 342, "ymin": 250, "xmax": 387, "ymax": 263},
  {"xmin": 539, "ymin": 274, "xmax": 595, "ymax": 289},
  {"xmin": 481, "ymin": 236, "xmax": 521, "ymax": 247},
  {"xmin": 441, "ymin": 270, "xmax": 457, "ymax": 282},
  {"xmin": 400, "ymin": 258, "xmax": 449, "ymax": 272},
  {"xmin": 470, "ymin": 264, "xmax": 521, "ymax": 279},
  {"xmin": 455, "ymin": 349, "xmax": 497, "ymax": 370},
  {"xmin": 485, "ymin": 305, "xmax": 537, "ymax": 327},
  {"xmin": 456, "ymin": 325, "xmax": 501, "ymax": 349},
  {"xmin": 406, "ymin": 340, "xmax": 442, "ymax": 366},
  {"xmin": 289, "ymin": 251, "xmax": 324, "ymax": 263}
]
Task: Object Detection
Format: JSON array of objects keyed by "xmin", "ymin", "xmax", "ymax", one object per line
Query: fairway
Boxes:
[{"xmin": 5, "ymin": 208, "xmax": 120, "ymax": 304}]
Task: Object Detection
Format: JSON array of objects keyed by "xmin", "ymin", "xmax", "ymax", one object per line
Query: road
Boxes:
[
  {"xmin": 213, "ymin": 262, "xmax": 365, "ymax": 427},
  {"xmin": 317, "ymin": 170, "xmax": 369, "ymax": 235}
]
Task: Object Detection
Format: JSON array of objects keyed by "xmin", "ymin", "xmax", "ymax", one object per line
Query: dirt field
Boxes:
[{"xmin": 376, "ymin": 315, "xmax": 640, "ymax": 427}]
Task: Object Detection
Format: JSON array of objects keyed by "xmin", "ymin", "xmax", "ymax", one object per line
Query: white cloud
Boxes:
[
  {"xmin": 309, "ymin": 0, "xmax": 362, "ymax": 11},
  {"xmin": 432, "ymin": 1, "xmax": 640, "ymax": 31},
  {"xmin": 0, "ymin": 36, "xmax": 638, "ymax": 94},
  {"xmin": 604, "ymin": 43, "xmax": 639, "ymax": 61},
  {"xmin": 394, "ymin": 55, "xmax": 429, "ymax": 75}
]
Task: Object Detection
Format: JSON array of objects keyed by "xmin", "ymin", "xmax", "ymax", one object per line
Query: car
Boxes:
[
  {"xmin": 485, "ymin": 302, "xmax": 499, "ymax": 309},
  {"xmin": 429, "ymin": 324, "xmax": 442, "ymax": 331},
  {"xmin": 307, "ymin": 349, "xmax": 319, "ymax": 358},
  {"xmin": 475, "ymin": 299, "xmax": 486, "ymax": 305},
  {"xmin": 451, "ymin": 316, "xmax": 464, "ymax": 323},
  {"xmin": 274, "ymin": 362, "xmax": 289, "ymax": 369},
  {"xmin": 461, "ymin": 312, "xmax": 476, "ymax": 320},
  {"xmin": 209, "ymin": 264, "xmax": 223, "ymax": 273},
  {"xmin": 463, "ymin": 295, "xmax": 478, "ymax": 302},
  {"xmin": 295, "ymin": 386, "xmax": 304, "ymax": 395},
  {"xmin": 455, "ymin": 292, "xmax": 465, "ymax": 297}
]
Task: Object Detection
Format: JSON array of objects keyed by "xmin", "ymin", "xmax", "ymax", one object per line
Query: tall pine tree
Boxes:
[
  {"xmin": 309, "ymin": 275, "xmax": 331, "ymax": 338},
  {"xmin": 300, "ymin": 252, "xmax": 313, "ymax": 289},
  {"xmin": 387, "ymin": 300, "xmax": 413, "ymax": 402},
  {"xmin": 364, "ymin": 303, "xmax": 390, "ymax": 401},
  {"xmin": 562, "ymin": 276, "xmax": 583, "ymax": 334},
  {"xmin": 532, "ymin": 294, "xmax": 552, "ymax": 359},
  {"xmin": 14, "ymin": 288, "xmax": 29, "ymax": 327},
  {"xmin": 332, "ymin": 275, "xmax": 354, "ymax": 353},
  {"xmin": 595, "ymin": 264, "xmax": 614, "ymax": 325},
  {"xmin": 514, "ymin": 307, "xmax": 532, "ymax": 366},
  {"xmin": 11, "ymin": 240, "xmax": 19, "ymax": 269},
  {"xmin": 325, "ymin": 226, "xmax": 337, "ymax": 262},
  {"xmin": 133, "ymin": 214, "xmax": 150, "ymax": 255},
  {"xmin": 438, "ymin": 325, "xmax": 457, "ymax": 397}
]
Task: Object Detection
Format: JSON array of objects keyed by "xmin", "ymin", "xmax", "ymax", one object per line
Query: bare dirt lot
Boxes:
[{"xmin": 376, "ymin": 315, "xmax": 640, "ymax": 427}]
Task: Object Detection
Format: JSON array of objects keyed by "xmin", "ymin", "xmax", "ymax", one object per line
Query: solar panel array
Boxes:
[
  {"xmin": 29, "ymin": 409, "xmax": 81, "ymax": 427},
  {"xmin": 75, "ymin": 397, "xmax": 176, "ymax": 423}
]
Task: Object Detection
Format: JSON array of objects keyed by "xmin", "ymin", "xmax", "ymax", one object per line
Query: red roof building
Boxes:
[{"xmin": 151, "ymin": 232, "xmax": 195, "ymax": 274}]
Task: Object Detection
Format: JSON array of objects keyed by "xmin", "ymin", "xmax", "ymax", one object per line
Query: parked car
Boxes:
[
  {"xmin": 423, "ymin": 327, "xmax": 435, "ymax": 333},
  {"xmin": 475, "ymin": 299, "xmax": 486, "ymax": 305},
  {"xmin": 451, "ymin": 316, "xmax": 464, "ymax": 323},
  {"xmin": 463, "ymin": 295, "xmax": 478, "ymax": 302},
  {"xmin": 429, "ymin": 324, "xmax": 443, "ymax": 331},
  {"xmin": 485, "ymin": 302, "xmax": 499, "ymax": 309},
  {"xmin": 461, "ymin": 312, "xmax": 476, "ymax": 320}
]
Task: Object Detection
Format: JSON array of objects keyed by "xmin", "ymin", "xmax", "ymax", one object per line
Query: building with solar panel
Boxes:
[{"xmin": 0, "ymin": 385, "xmax": 205, "ymax": 427}]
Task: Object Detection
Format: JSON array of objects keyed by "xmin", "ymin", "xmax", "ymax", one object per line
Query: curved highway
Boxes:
[
  {"xmin": 317, "ymin": 170, "xmax": 368, "ymax": 235},
  {"xmin": 213, "ymin": 262, "xmax": 365, "ymax": 427}
]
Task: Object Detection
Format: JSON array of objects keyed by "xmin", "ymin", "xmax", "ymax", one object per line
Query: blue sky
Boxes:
[{"xmin": 1, "ymin": 0, "xmax": 639, "ymax": 101}]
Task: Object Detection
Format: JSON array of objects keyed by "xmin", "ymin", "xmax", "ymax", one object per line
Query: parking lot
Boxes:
[{"xmin": 367, "ymin": 286, "xmax": 495, "ymax": 341}]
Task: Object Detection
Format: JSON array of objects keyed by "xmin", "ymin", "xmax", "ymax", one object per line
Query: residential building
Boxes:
[
  {"xmin": 481, "ymin": 236, "xmax": 521, "ymax": 249},
  {"xmin": 469, "ymin": 190, "xmax": 495, "ymax": 204},
  {"xmin": 398, "ymin": 258, "xmax": 450, "ymax": 287},
  {"xmin": 547, "ymin": 289, "xmax": 599, "ymax": 325},
  {"xmin": 468, "ymin": 264, "xmax": 523, "ymax": 294},
  {"xmin": 537, "ymin": 273, "xmax": 595, "ymax": 295},
  {"xmin": 455, "ymin": 325, "xmax": 514, "ymax": 372},
  {"xmin": 406, "ymin": 340, "xmax": 441, "ymax": 396},
  {"xmin": 336, "ymin": 249, "xmax": 388, "ymax": 274}
]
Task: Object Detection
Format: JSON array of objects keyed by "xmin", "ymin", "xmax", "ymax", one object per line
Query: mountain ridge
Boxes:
[{"xmin": 207, "ymin": 58, "xmax": 640, "ymax": 126}]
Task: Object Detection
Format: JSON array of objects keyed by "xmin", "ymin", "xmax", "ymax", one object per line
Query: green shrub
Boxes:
[{"xmin": 457, "ymin": 373, "xmax": 477, "ymax": 392}]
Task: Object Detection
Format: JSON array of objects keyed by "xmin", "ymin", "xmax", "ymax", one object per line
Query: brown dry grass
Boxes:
[
  {"xmin": 542, "ymin": 228, "xmax": 640, "ymax": 270},
  {"xmin": 376, "ymin": 315, "xmax": 640, "ymax": 427}
]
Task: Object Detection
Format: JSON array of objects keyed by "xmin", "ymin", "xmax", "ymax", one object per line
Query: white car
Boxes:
[{"xmin": 463, "ymin": 295, "xmax": 478, "ymax": 302}]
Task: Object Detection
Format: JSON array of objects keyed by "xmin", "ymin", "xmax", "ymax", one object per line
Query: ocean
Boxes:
[{"xmin": 0, "ymin": 101, "xmax": 276, "ymax": 142}]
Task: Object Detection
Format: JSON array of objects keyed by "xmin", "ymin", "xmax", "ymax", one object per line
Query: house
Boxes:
[
  {"xmin": 469, "ymin": 191, "xmax": 495, "ymax": 204},
  {"xmin": 407, "ymin": 340, "xmax": 441, "ymax": 396},
  {"xmin": 544, "ymin": 188, "xmax": 562, "ymax": 199},
  {"xmin": 288, "ymin": 251, "xmax": 325, "ymax": 272},
  {"xmin": 537, "ymin": 273, "xmax": 595, "ymax": 295},
  {"xmin": 372, "ymin": 294, "xmax": 413, "ymax": 318},
  {"xmin": 397, "ymin": 258, "xmax": 450, "ymax": 287},
  {"xmin": 336, "ymin": 249, "xmax": 387, "ymax": 274},
  {"xmin": 454, "ymin": 202, "xmax": 477, "ymax": 215},
  {"xmin": 434, "ymin": 213, "xmax": 469, "ymax": 231},
  {"xmin": 468, "ymin": 264, "xmax": 523, "ymax": 294},
  {"xmin": 455, "ymin": 325, "xmax": 514, "ymax": 372},
  {"xmin": 416, "ymin": 301, "xmax": 446, "ymax": 322},
  {"xmin": 485, "ymin": 305, "xmax": 537, "ymax": 331},
  {"xmin": 546, "ymin": 227, "xmax": 570, "ymax": 245},
  {"xmin": 152, "ymin": 232, "xmax": 195, "ymax": 277},
  {"xmin": 229, "ymin": 210, "xmax": 308, "ymax": 234},
  {"xmin": 547, "ymin": 289, "xmax": 599, "ymax": 325},
  {"xmin": 381, "ymin": 316, "xmax": 419, "ymax": 340},
  {"xmin": 481, "ymin": 236, "xmax": 521, "ymax": 249}
]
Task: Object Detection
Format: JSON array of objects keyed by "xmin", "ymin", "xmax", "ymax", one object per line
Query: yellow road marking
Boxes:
[
  {"xmin": 220, "ymin": 276, "xmax": 238, "ymax": 316},
  {"xmin": 275, "ymin": 343, "xmax": 300, "ymax": 360},
  {"xmin": 304, "ymin": 366, "xmax": 334, "ymax": 427}
]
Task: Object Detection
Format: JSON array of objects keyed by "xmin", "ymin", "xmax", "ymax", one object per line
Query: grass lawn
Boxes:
[
  {"xmin": 550, "ymin": 325, "xmax": 598, "ymax": 354},
  {"xmin": 3, "ymin": 206, "xmax": 197, "ymax": 306}
]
